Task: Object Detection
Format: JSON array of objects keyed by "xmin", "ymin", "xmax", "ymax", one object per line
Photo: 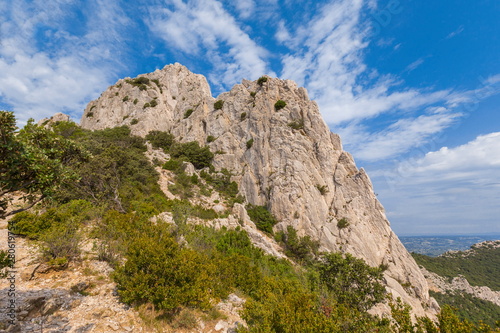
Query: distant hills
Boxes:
[{"xmin": 400, "ymin": 235, "xmax": 500, "ymax": 256}]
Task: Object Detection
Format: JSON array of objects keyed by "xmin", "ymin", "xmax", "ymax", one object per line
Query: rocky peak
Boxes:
[{"xmin": 80, "ymin": 64, "xmax": 437, "ymax": 318}]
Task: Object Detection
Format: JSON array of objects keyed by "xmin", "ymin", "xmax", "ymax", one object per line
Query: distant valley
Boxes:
[{"xmin": 400, "ymin": 234, "xmax": 500, "ymax": 256}]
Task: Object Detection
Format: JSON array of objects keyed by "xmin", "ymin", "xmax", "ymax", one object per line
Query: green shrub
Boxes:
[
  {"xmin": 169, "ymin": 141, "xmax": 214, "ymax": 169},
  {"xmin": 149, "ymin": 99, "xmax": 158, "ymax": 107},
  {"xmin": 276, "ymin": 226, "xmax": 320, "ymax": 264},
  {"xmin": 184, "ymin": 109, "xmax": 194, "ymax": 119},
  {"xmin": 114, "ymin": 232, "xmax": 216, "ymax": 310},
  {"xmin": 146, "ymin": 130, "xmax": 175, "ymax": 152},
  {"xmin": 0, "ymin": 250, "xmax": 13, "ymax": 278},
  {"xmin": 86, "ymin": 112, "xmax": 94, "ymax": 118},
  {"xmin": 206, "ymin": 135, "xmax": 216, "ymax": 143},
  {"xmin": 257, "ymin": 76, "xmax": 268, "ymax": 86},
  {"xmin": 337, "ymin": 218, "xmax": 349, "ymax": 229},
  {"xmin": 317, "ymin": 252, "xmax": 386, "ymax": 311},
  {"xmin": 122, "ymin": 96, "xmax": 129, "ymax": 102},
  {"xmin": 246, "ymin": 138, "xmax": 254, "ymax": 149},
  {"xmin": 240, "ymin": 112, "xmax": 247, "ymax": 121},
  {"xmin": 131, "ymin": 118, "xmax": 139, "ymax": 125},
  {"xmin": 214, "ymin": 100, "xmax": 224, "ymax": 110},
  {"xmin": 133, "ymin": 98, "xmax": 138, "ymax": 105},
  {"xmin": 274, "ymin": 100, "xmax": 286, "ymax": 111},
  {"xmin": 288, "ymin": 118, "xmax": 304, "ymax": 130},
  {"xmin": 163, "ymin": 158, "xmax": 183, "ymax": 172},
  {"xmin": 250, "ymin": 91, "xmax": 256, "ymax": 98},
  {"xmin": 143, "ymin": 102, "xmax": 150, "ymax": 109},
  {"xmin": 246, "ymin": 204, "xmax": 278, "ymax": 234},
  {"xmin": 316, "ymin": 184, "xmax": 328, "ymax": 195}
]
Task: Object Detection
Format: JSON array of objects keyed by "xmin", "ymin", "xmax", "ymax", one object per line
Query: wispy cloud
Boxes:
[
  {"xmin": 446, "ymin": 25, "xmax": 464, "ymax": 39},
  {"xmin": 405, "ymin": 58, "xmax": 424, "ymax": 72},
  {"xmin": 0, "ymin": 0, "xmax": 128, "ymax": 124},
  {"xmin": 373, "ymin": 132, "xmax": 500, "ymax": 235},
  {"xmin": 148, "ymin": 0, "xmax": 273, "ymax": 91}
]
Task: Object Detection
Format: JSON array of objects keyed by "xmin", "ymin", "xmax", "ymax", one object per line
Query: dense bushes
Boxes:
[
  {"xmin": 169, "ymin": 141, "xmax": 214, "ymax": 169},
  {"xmin": 246, "ymin": 204, "xmax": 278, "ymax": 234},
  {"xmin": 412, "ymin": 245, "xmax": 500, "ymax": 290}
]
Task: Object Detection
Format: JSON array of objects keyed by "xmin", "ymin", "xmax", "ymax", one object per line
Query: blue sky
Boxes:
[{"xmin": 1, "ymin": 0, "xmax": 499, "ymax": 236}]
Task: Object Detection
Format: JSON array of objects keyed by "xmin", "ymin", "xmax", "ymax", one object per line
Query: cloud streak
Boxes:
[{"xmin": 148, "ymin": 0, "xmax": 272, "ymax": 91}]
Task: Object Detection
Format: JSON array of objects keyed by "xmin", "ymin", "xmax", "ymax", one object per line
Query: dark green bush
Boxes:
[
  {"xmin": 257, "ymin": 76, "xmax": 268, "ymax": 86},
  {"xmin": 275, "ymin": 226, "xmax": 319, "ymax": 264},
  {"xmin": 184, "ymin": 109, "xmax": 194, "ymax": 119},
  {"xmin": 133, "ymin": 98, "xmax": 138, "ymax": 105},
  {"xmin": 131, "ymin": 119, "xmax": 139, "ymax": 125},
  {"xmin": 86, "ymin": 112, "xmax": 94, "ymax": 118},
  {"xmin": 146, "ymin": 130, "xmax": 175, "ymax": 152},
  {"xmin": 169, "ymin": 141, "xmax": 214, "ymax": 169},
  {"xmin": 316, "ymin": 184, "xmax": 328, "ymax": 195},
  {"xmin": 317, "ymin": 252, "xmax": 386, "ymax": 311},
  {"xmin": 206, "ymin": 135, "xmax": 216, "ymax": 143},
  {"xmin": 337, "ymin": 218, "xmax": 349, "ymax": 229},
  {"xmin": 163, "ymin": 158, "xmax": 183, "ymax": 172},
  {"xmin": 214, "ymin": 100, "xmax": 224, "ymax": 110},
  {"xmin": 274, "ymin": 100, "xmax": 287, "ymax": 111},
  {"xmin": 246, "ymin": 204, "xmax": 278, "ymax": 234},
  {"xmin": 149, "ymin": 99, "xmax": 158, "ymax": 107},
  {"xmin": 122, "ymin": 96, "xmax": 129, "ymax": 102},
  {"xmin": 250, "ymin": 91, "xmax": 256, "ymax": 98},
  {"xmin": 288, "ymin": 118, "xmax": 304, "ymax": 130},
  {"xmin": 240, "ymin": 112, "xmax": 247, "ymax": 121},
  {"xmin": 246, "ymin": 138, "xmax": 254, "ymax": 149}
]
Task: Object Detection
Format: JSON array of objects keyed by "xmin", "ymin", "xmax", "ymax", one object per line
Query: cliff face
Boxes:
[{"xmin": 80, "ymin": 63, "xmax": 437, "ymax": 317}]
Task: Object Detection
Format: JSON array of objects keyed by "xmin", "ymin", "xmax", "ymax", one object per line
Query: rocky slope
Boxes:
[{"xmin": 80, "ymin": 63, "xmax": 437, "ymax": 317}]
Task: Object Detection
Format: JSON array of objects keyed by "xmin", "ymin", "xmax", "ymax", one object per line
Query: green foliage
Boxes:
[
  {"xmin": 246, "ymin": 204, "xmax": 278, "ymax": 234},
  {"xmin": 288, "ymin": 118, "xmax": 304, "ymax": 130},
  {"xmin": 246, "ymin": 138, "xmax": 254, "ymax": 149},
  {"xmin": 131, "ymin": 118, "xmax": 139, "ymax": 125},
  {"xmin": 240, "ymin": 112, "xmax": 247, "ymax": 121},
  {"xmin": 274, "ymin": 100, "xmax": 286, "ymax": 110},
  {"xmin": 206, "ymin": 135, "xmax": 216, "ymax": 143},
  {"xmin": 146, "ymin": 130, "xmax": 175, "ymax": 152},
  {"xmin": 316, "ymin": 252, "xmax": 387, "ymax": 311},
  {"xmin": 114, "ymin": 227, "xmax": 216, "ymax": 311},
  {"xmin": 316, "ymin": 184, "xmax": 328, "ymax": 195},
  {"xmin": 163, "ymin": 158, "xmax": 183, "ymax": 172},
  {"xmin": 214, "ymin": 100, "xmax": 224, "ymax": 110},
  {"xmin": 169, "ymin": 141, "xmax": 214, "ymax": 169},
  {"xmin": 200, "ymin": 168, "xmax": 242, "ymax": 204},
  {"xmin": 149, "ymin": 99, "xmax": 158, "ymax": 107},
  {"xmin": 431, "ymin": 290, "xmax": 500, "ymax": 328},
  {"xmin": 337, "ymin": 218, "xmax": 350, "ymax": 229},
  {"xmin": 438, "ymin": 305, "xmax": 476, "ymax": 333},
  {"xmin": 0, "ymin": 111, "xmax": 88, "ymax": 218},
  {"xmin": 276, "ymin": 226, "xmax": 320, "ymax": 265},
  {"xmin": 86, "ymin": 111, "xmax": 94, "ymax": 118},
  {"xmin": 55, "ymin": 126, "xmax": 168, "ymax": 216},
  {"xmin": 257, "ymin": 76, "xmax": 268, "ymax": 86},
  {"xmin": 412, "ymin": 244, "xmax": 500, "ymax": 290},
  {"xmin": 126, "ymin": 77, "xmax": 150, "ymax": 91},
  {"xmin": 250, "ymin": 91, "xmax": 256, "ymax": 98},
  {"xmin": 184, "ymin": 108, "xmax": 194, "ymax": 119},
  {"xmin": 0, "ymin": 250, "xmax": 13, "ymax": 278},
  {"xmin": 133, "ymin": 98, "xmax": 138, "ymax": 105},
  {"xmin": 122, "ymin": 96, "xmax": 129, "ymax": 102}
]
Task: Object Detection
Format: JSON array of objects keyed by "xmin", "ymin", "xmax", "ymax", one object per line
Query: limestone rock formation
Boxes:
[{"xmin": 80, "ymin": 63, "xmax": 437, "ymax": 317}]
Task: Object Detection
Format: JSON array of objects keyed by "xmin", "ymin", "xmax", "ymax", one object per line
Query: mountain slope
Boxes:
[{"xmin": 80, "ymin": 63, "xmax": 436, "ymax": 317}]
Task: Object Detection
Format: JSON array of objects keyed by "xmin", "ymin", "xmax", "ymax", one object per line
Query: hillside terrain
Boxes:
[
  {"xmin": 413, "ymin": 241, "xmax": 500, "ymax": 328},
  {"xmin": 1, "ymin": 64, "xmax": 499, "ymax": 332}
]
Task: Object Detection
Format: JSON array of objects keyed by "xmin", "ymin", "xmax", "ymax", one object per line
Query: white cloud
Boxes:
[
  {"xmin": 348, "ymin": 112, "xmax": 461, "ymax": 161},
  {"xmin": 405, "ymin": 58, "xmax": 424, "ymax": 72},
  {"xmin": 372, "ymin": 132, "xmax": 500, "ymax": 235},
  {"xmin": 148, "ymin": 0, "xmax": 272, "ymax": 90},
  {"xmin": 446, "ymin": 25, "xmax": 464, "ymax": 39},
  {"xmin": 0, "ymin": 1, "xmax": 128, "ymax": 124}
]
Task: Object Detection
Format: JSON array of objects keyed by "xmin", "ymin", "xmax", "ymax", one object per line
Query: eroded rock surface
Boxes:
[{"xmin": 80, "ymin": 63, "xmax": 436, "ymax": 317}]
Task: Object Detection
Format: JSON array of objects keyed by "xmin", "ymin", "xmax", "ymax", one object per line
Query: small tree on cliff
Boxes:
[{"xmin": 0, "ymin": 111, "xmax": 88, "ymax": 218}]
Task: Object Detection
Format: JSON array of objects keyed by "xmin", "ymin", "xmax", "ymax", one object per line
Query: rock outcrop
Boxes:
[{"xmin": 80, "ymin": 63, "xmax": 437, "ymax": 317}]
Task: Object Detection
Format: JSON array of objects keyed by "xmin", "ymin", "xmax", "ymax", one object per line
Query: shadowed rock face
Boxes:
[{"xmin": 80, "ymin": 63, "xmax": 437, "ymax": 318}]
